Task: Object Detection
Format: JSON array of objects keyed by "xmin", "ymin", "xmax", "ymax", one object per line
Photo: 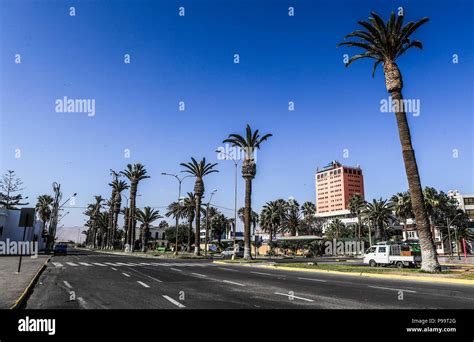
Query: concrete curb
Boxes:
[
  {"xmin": 213, "ymin": 261, "xmax": 474, "ymax": 286},
  {"xmin": 10, "ymin": 256, "xmax": 51, "ymax": 309}
]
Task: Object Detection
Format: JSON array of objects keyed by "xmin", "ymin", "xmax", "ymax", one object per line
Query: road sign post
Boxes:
[{"xmin": 17, "ymin": 208, "xmax": 35, "ymax": 273}]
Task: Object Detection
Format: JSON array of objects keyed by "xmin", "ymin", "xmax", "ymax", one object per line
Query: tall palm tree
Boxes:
[
  {"xmin": 348, "ymin": 194, "xmax": 365, "ymax": 239},
  {"xmin": 326, "ymin": 218, "xmax": 346, "ymax": 240},
  {"xmin": 260, "ymin": 199, "xmax": 287, "ymax": 250},
  {"xmin": 182, "ymin": 192, "xmax": 199, "ymax": 252},
  {"xmin": 180, "ymin": 157, "xmax": 218, "ymax": 255},
  {"xmin": 35, "ymin": 195, "xmax": 54, "ymax": 238},
  {"xmin": 223, "ymin": 124, "xmax": 272, "ymax": 259},
  {"xmin": 391, "ymin": 191, "xmax": 413, "ymax": 240},
  {"xmin": 110, "ymin": 180, "xmax": 129, "ymax": 249},
  {"xmin": 136, "ymin": 207, "xmax": 162, "ymax": 252},
  {"xmin": 301, "ymin": 201, "xmax": 316, "ymax": 222},
  {"xmin": 339, "ymin": 11, "xmax": 440, "ymax": 272},
  {"xmin": 120, "ymin": 163, "xmax": 150, "ymax": 252}
]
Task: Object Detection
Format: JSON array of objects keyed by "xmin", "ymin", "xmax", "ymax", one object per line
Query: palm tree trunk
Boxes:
[
  {"xmin": 128, "ymin": 183, "xmax": 137, "ymax": 252},
  {"xmin": 187, "ymin": 219, "xmax": 193, "ymax": 253},
  {"xmin": 194, "ymin": 196, "xmax": 202, "ymax": 255},
  {"xmin": 141, "ymin": 224, "xmax": 148, "ymax": 252},
  {"xmin": 243, "ymin": 177, "xmax": 252, "ymax": 259},
  {"xmin": 390, "ymin": 87, "xmax": 441, "ymax": 272}
]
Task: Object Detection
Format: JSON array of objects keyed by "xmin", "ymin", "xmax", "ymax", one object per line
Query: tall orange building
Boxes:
[{"xmin": 315, "ymin": 161, "xmax": 365, "ymax": 214}]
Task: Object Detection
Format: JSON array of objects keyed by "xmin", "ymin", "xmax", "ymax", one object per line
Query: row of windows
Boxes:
[{"xmin": 464, "ymin": 198, "xmax": 474, "ymax": 205}]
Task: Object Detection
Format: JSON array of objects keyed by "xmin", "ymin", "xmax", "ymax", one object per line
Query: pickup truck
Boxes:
[{"xmin": 363, "ymin": 243, "xmax": 421, "ymax": 268}]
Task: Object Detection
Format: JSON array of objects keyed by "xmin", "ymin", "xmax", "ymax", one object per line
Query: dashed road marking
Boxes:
[
  {"xmin": 122, "ymin": 273, "xmax": 131, "ymax": 277},
  {"xmin": 63, "ymin": 281, "xmax": 72, "ymax": 289},
  {"xmin": 274, "ymin": 292, "xmax": 314, "ymax": 302},
  {"xmin": 137, "ymin": 281, "xmax": 150, "ymax": 288},
  {"xmin": 111, "ymin": 267, "xmax": 118, "ymax": 271},
  {"xmin": 92, "ymin": 263, "xmax": 107, "ymax": 267},
  {"xmin": 78, "ymin": 262, "xmax": 92, "ymax": 267},
  {"xmin": 222, "ymin": 280, "xmax": 246, "ymax": 287},
  {"xmin": 251, "ymin": 271, "xmax": 275, "ymax": 276},
  {"xmin": 368, "ymin": 285, "xmax": 417, "ymax": 293},
  {"xmin": 52, "ymin": 262, "xmax": 63, "ymax": 268},
  {"xmin": 217, "ymin": 267, "xmax": 238, "ymax": 272},
  {"xmin": 191, "ymin": 273, "xmax": 207, "ymax": 278},
  {"xmin": 66, "ymin": 262, "xmax": 78, "ymax": 267},
  {"xmin": 297, "ymin": 277, "xmax": 327, "ymax": 283},
  {"xmin": 170, "ymin": 268, "xmax": 183, "ymax": 272},
  {"xmin": 162, "ymin": 295, "xmax": 185, "ymax": 308}
]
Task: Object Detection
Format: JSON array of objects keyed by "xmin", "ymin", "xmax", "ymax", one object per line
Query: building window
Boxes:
[{"xmin": 464, "ymin": 198, "xmax": 474, "ymax": 205}]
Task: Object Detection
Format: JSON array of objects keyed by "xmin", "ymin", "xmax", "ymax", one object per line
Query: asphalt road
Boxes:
[{"xmin": 24, "ymin": 249, "xmax": 474, "ymax": 309}]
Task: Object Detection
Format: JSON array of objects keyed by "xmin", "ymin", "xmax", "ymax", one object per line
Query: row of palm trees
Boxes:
[{"xmin": 36, "ymin": 11, "xmax": 449, "ymax": 272}]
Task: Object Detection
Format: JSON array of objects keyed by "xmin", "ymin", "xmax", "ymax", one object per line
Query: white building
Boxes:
[
  {"xmin": 448, "ymin": 190, "xmax": 474, "ymax": 221},
  {"xmin": 0, "ymin": 208, "xmax": 46, "ymax": 251}
]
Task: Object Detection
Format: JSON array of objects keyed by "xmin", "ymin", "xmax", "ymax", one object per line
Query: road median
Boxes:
[{"xmin": 214, "ymin": 260, "xmax": 474, "ymax": 285}]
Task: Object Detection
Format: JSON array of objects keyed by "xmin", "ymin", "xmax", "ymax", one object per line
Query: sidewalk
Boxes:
[{"xmin": 0, "ymin": 255, "xmax": 50, "ymax": 309}]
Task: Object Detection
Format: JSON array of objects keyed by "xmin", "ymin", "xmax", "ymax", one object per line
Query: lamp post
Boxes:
[
  {"xmin": 205, "ymin": 189, "xmax": 217, "ymax": 257},
  {"xmin": 217, "ymin": 149, "xmax": 239, "ymax": 260},
  {"xmin": 446, "ymin": 213, "xmax": 462, "ymax": 259},
  {"xmin": 162, "ymin": 173, "xmax": 192, "ymax": 256}
]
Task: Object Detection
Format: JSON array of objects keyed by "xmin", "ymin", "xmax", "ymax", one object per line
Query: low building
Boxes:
[
  {"xmin": 448, "ymin": 190, "xmax": 474, "ymax": 221},
  {"xmin": 0, "ymin": 208, "xmax": 46, "ymax": 252}
]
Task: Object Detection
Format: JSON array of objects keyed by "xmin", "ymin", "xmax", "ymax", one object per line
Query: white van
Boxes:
[{"xmin": 363, "ymin": 243, "xmax": 421, "ymax": 268}]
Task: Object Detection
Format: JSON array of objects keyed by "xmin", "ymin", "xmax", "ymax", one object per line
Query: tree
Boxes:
[
  {"xmin": 282, "ymin": 198, "xmax": 301, "ymax": 236},
  {"xmin": 391, "ymin": 191, "xmax": 413, "ymax": 240},
  {"xmin": 363, "ymin": 198, "xmax": 394, "ymax": 241},
  {"xmin": 136, "ymin": 207, "xmax": 162, "ymax": 252},
  {"xmin": 121, "ymin": 163, "xmax": 150, "ymax": 252},
  {"xmin": 223, "ymin": 124, "xmax": 272, "ymax": 259},
  {"xmin": 238, "ymin": 207, "xmax": 259, "ymax": 235},
  {"xmin": 211, "ymin": 213, "xmax": 228, "ymax": 243},
  {"xmin": 325, "ymin": 218, "xmax": 349, "ymax": 240},
  {"xmin": 339, "ymin": 11, "xmax": 440, "ymax": 272},
  {"xmin": 260, "ymin": 199, "xmax": 287, "ymax": 251},
  {"xmin": 35, "ymin": 195, "xmax": 54, "ymax": 237},
  {"xmin": 348, "ymin": 194, "xmax": 365, "ymax": 239},
  {"xmin": 110, "ymin": 179, "xmax": 129, "ymax": 249},
  {"xmin": 180, "ymin": 157, "xmax": 218, "ymax": 255},
  {"xmin": 0, "ymin": 170, "xmax": 29, "ymax": 209}
]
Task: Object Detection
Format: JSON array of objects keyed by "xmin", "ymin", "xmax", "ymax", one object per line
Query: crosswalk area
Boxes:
[{"xmin": 50, "ymin": 261, "xmax": 214, "ymax": 268}]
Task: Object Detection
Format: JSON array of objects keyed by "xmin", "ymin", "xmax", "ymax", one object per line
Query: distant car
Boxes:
[
  {"xmin": 53, "ymin": 244, "xmax": 67, "ymax": 255},
  {"xmin": 221, "ymin": 246, "xmax": 244, "ymax": 258}
]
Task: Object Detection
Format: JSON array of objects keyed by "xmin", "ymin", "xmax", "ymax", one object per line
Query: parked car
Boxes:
[
  {"xmin": 53, "ymin": 243, "xmax": 68, "ymax": 255},
  {"xmin": 363, "ymin": 243, "xmax": 421, "ymax": 268},
  {"xmin": 220, "ymin": 246, "xmax": 244, "ymax": 258}
]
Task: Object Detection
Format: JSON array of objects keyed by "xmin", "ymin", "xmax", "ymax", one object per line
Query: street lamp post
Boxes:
[
  {"xmin": 217, "ymin": 149, "xmax": 239, "ymax": 260},
  {"xmin": 446, "ymin": 213, "xmax": 461, "ymax": 259},
  {"xmin": 162, "ymin": 173, "xmax": 192, "ymax": 256},
  {"xmin": 205, "ymin": 190, "xmax": 217, "ymax": 257}
]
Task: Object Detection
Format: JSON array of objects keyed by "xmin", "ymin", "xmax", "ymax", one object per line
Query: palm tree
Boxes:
[
  {"xmin": 363, "ymin": 198, "xmax": 394, "ymax": 241},
  {"xmin": 182, "ymin": 192, "xmax": 199, "ymax": 252},
  {"xmin": 260, "ymin": 199, "xmax": 287, "ymax": 250},
  {"xmin": 211, "ymin": 212, "xmax": 228, "ymax": 243},
  {"xmin": 110, "ymin": 180, "xmax": 129, "ymax": 249},
  {"xmin": 180, "ymin": 157, "xmax": 218, "ymax": 255},
  {"xmin": 391, "ymin": 191, "xmax": 413, "ymax": 240},
  {"xmin": 238, "ymin": 207, "xmax": 259, "ymax": 235},
  {"xmin": 136, "ymin": 207, "xmax": 162, "ymax": 252},
  {"xmin": 301, "ymin": 201, "xmax": 316, "ymax": 222},
  {"xmin": 339, "ymin": 11, "xmax": 440, "ymax": 272},
  {"xmin": 223, "ymin": 124, "xmax": 272, "ymax": 259},
  {"xmin": 120, "ymin": 163, "xmax": 150, "ymax": 252},
  {"xmin": 326, "ymin": 218, "xmax": 346, "ymax": 240},
  {"xmin": 348, "ymin": 194, "xmax": 365, "ymax": 239},
  {"xmin": 283, "ymin": 198, "xmax": 301, "ymax": 236},
  {"xmin": 35, "ymin": 195, "xmax": 54, "ymax": 238}
]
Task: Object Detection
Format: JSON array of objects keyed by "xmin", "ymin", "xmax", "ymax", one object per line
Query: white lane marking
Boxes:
[
  {"xmin": 126, "ymin": 263, "xmax": 139, "ymax": 266},
  {"xmin": 63, "ymin": 281, "xmax": 72, "ymax": 289},
  {"xmin": 274, "ymin": 292, "xmax": 314, "ymax": 302},
  {"xmin": 116, "ymin": 263, "xmax": 129, "ymax": 266},
  {"xmin": 137, "ymin": 281, "xmax": 150, "ymax": 288},
  {"xmin": 52, "ymin": 262, "xmax": 63, "ymax": 267},
  {"xmin": 191, "ymin": 273, "xmax": 207, "ymax": 277},
  {"xmin": 78, "ymin": 262, "xmax": 92, "ymax": 267},
  {"xmin": 77, "ymin": 297, "xmax": 87, "ymax": 309},
  {"xmin": 66, "ymin": 262, "xmax": 78, "ymax": 267},
  {"xmin": 162, "ymin": 295, "xmax": 185, "ymax": 308},
  {"xmin": 297, "ymin": 277, "xmax": 328, "ymax": 283},
  {"xmin": 217, "ymin": 267, "xmax": 238, "ymax": 272},
  {"xmin": 368, "ymin": 285, "xmax": 417, "ymax": 293},
  {"xmin": 104, "ymin": 262, "xmax": 118, "ymax": 266},
  {"xmin": 139, "ymin": 263, "xmax": 152, "ymax": 266},
  {"xmin": 122, "ymin": 273, "xmax": 131, "ymax": 277},
  {"xmin": 111, "ymin": 267, "xmax": 118, "ymax": 271},
  {"xmin": 251, "ymin": 271, "xmax": 275, "ymax": 276},
  {"xmin": 222, "ymin": 280, "xmax": 246, "ymax": 287},
  {"xmin": 170, "ymin": 268, "xmax": 183, "ymax": 272},
  {"xmin": 92, "ymin": 263, "xmax": 107, "ymax": 267}
]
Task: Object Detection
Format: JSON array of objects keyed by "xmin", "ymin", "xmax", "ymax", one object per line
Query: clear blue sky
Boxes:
[{"xmin": 1, "ymin": 0, "xmax": 473, "ymax": 230}]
